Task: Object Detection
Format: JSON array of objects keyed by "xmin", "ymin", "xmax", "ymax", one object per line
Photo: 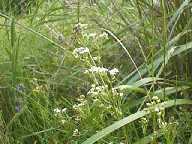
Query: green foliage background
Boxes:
[{"xmin": 0, "ymin": 0, "xmax": 192, "ymax": 144}]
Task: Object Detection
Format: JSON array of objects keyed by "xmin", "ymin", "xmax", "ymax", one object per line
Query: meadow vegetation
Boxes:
[{"xmin": 0, "ymin": 0, "xmax": 192, "ymax": 144}]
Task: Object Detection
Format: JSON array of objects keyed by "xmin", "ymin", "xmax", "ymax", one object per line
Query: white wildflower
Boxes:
[
  {"xmin": 61, "ymin": 119, "xmax": 66, "ymax": 124},
  {"xmin": 84, "ymin": 69, "xmax": 89, "ymax": 74},
  {"xmin": 61, "ymin": 108, "xmax": 67, "ymax": 113},
  {"xmin": 109, "ymin": 68, "xmax": 119, "ymax": 76},
  {"xmin": 160, "ymin": 122, "xmax": 167, "ymax": 128},
  {"xmin": 157, "ymin": 99, "xmax": 161, "ymax": 103},
  {"xmin": 73, "ymin": 47, "xmax": 90, "ymax": 58},
  {"xmin": 87, "ymin": 66, "xmax": 108, "ymax": 74},
  {"xmin": 88, "ymin": 66, "xmax": 98, "ymax": 73},
  {"xmin": 146, "ymin": 103, "xmax": 151, "ymax": 106},
  {"xmin": 106, "ymin": 105, "xmax": 112, "ymax": 109},
  {"xmin": 73, "ymin": 104, "xmax": 79, "ymax": 110},
  {"xmin": 87, "ymin": 85, "xmax": 107, "ymax": 96},
  {"xmin": 152, "ymin": 96, "xmax": 159, "ymax": 101},
  {"xmin": 54, "ymin": 108, "xmax": 67, "ymax": 113},
  {"xmin": 95, "ymin": 86, "xmax": 105, "ymax": 92},
  {"xmin": 54, "ymin": 108, "xmax": 61, "ymax": 113},
  {"xmin": 91, "ymin": 84, "xmax": 96, "ymax": 88},
  {"xmin": 112, "ymin": 88, "xmax": 118, "ymax": 95},
  {"xmin": 75, "ymin": 116, "xmax": 81, "ymax": 121},
  {"xmin": 93, "ymin": 56, "xmax": 101, "ymax": 61},
  {"xmin": 151, "ymin": 101, "xmax": 155, "ymax": 105},
  {"xmin": 98, "ymin": 32, "xmax": 108, "ymax": 39},
  {"xmin": 73, "ymin": 129, "xmax": 79, "ymax": 136},
  {"xmin": 87, "ymin": 91, "xmax": 98, "ymax": 96},
  {"xmin": 80, "ymin": 94, "xmax": 85, "ymax": 99},
  {"xmin": 141, "ymin": 117, "xmax": 147, "ymax": 123},
  {"xmin": 119, "ymin": 93, "xmax": 124, "ymax": 97},
  {"xmin": 154, "ymin": 107, "xmax": 160, "ymax": 112}
]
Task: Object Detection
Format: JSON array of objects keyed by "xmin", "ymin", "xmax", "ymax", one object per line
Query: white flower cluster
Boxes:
[
  {"xmin": 85, "ymin": 66, "xmax": 119, "ymax": 76},
  {"xmin": 77, "ymin": 95, "xmax": 86, "ymax": 102},
  {"xmin": 73, "ymin": 47, "xmax": 90, "ymax": 58},
  {"xmin": 109, "ymin": 68, "xmax": 119, "ymax": 76},
  {"xmin": 93, "ymin": 56, "xmax": 101, "ymax": 61},
  {"xmin": 87, "ymin": 84, "xmax": 108, "ymax": 96},
  {"xmin": 72, "ymin": 95, "xmax": 87, "ymax": 111},
  {"xmin": 98, "ymin": 32, "xmax": 108, "ymax": 39},
  {"xmin": 141, "ymin": 117, "xmax": 148, "ymax": 124},
  {"xmin": 144, "ymin": 96, "xmax": 164, "ymax": 117},
  {"xmin": 158, "ymin": 116, "xmax": 178, "ymax": 129},
  {"xmin": 85, "ymin": 66, "xmax": 108, "ymax": 74},
  {"xmin": 87, "ymin": 85, "xmax": 123, "ymax": 98},
  {"xmin": 53, "ymin": 108, "xmax": 67, "ymax": 116},
  {"xmin": 145, "ymin": 96, "xmax": 168, "ymax": 129},
  {"xmin": 61, "ymin": 119, "xmax": 66, "ymax": 124},
  {"xmin": 112, "ymin": 88, "xmax": 124, "ymax": 97},
  {"xmin": 73, "ymin": 100, "xmax": 87, "ymax": 110},
  {"xmin": 157, "ymin": 118, "xmax": 167, "ymax": 129},
  {"xmin": 73, "ymin": 128, "xmax": 80, "ymax": 137},
  {"xmin": 146, "ymin": 96, "xmax": 161, "ymax": 107}
]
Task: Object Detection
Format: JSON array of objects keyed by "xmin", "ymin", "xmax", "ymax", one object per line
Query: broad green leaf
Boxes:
[{"xmin": 122, "ymin": 85, "xmax": 189, "ymax": 109}]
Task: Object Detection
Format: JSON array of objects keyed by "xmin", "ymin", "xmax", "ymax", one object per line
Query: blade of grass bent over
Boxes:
[{"xmin": 103, "ymin": 28, "xmax": 142, "ymax": 80}]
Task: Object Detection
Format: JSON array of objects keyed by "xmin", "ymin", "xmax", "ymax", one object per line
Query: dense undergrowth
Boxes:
[{"xmin": 0, "ymin": 0, "xmax": 192, "ymax": 144}]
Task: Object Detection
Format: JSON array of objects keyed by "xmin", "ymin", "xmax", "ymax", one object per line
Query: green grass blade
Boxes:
[
  {"xmin": 133, "ymin": 77, "xmax": 163, "ymax": 87},
  {"xmin": 189, "ymin": 133, "xmax": 192, "ymax": 144},
  {"xmin": 82, "ymin": 99, "xmax": 192, "ymax": 144}
]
